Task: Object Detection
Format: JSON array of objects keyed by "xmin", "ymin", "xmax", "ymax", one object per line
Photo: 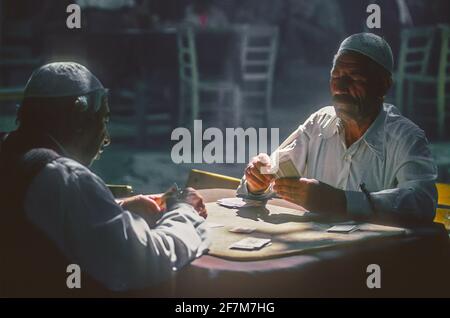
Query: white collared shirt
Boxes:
[
  {"xmin": 238, "ymin": 104, "xmax": 438, "ymax": 224},
  {"xmin": 25, "ymin": 157, "xmax": 209, "ymax": 292}
]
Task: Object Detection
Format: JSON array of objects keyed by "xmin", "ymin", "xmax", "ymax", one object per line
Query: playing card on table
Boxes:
[
  {"xmin": 228, "ymin": 226, "xmax": 256, "ymax": 234},
  {"xmin": 229, "ymin": 237, "xmax": 271, "ymax": 250},
  {"xmin": 217, "ymin": 198, "xmax": 264, "ymax": 208},
  {"xmin": 206, "ymin": 222, "xmax": 224, "ymax": 229},
  {"xmin": 327, "ymin": 225, "xmax": 359, "ymax": 234},
  {"xmin": 217, "ymin": 198, "xmax": 246, "ymax": 208}
]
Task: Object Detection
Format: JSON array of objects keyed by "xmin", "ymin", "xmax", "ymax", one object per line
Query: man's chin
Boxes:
[
  {"xmin": 335, "ymin": 107, "xmax": 366, "ymax": 124},
  {"xmin": 334, "ymin": 103, "xmax": 357, "ymax": 116}
]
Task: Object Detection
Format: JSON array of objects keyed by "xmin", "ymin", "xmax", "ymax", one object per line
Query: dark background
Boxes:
[{"xmin": 0, "ymin": 0, "xmax": 449, "ymax": 193}]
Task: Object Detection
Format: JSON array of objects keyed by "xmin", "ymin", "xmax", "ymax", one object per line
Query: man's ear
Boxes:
[
  {"xmin": 386, "ymin": 76, "xmax": 393, "ymax": 90},
  {"xmin": 71, "ymin": 97, "xmax": 98, "ymax": 133},
  {"xmin": 376, "ymin": 75, "xmax": 392, "ymax": 97},
  {"xmin": 382, "ymin": 76, "xmax": 393, "ymax": 96},
  {"xmin": 69, "ymin": 110, "xmax": 92, "ymax": 134}
]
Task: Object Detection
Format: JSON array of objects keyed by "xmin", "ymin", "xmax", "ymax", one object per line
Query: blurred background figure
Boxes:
[
  {"xmin": 184, "ymin": 0, "xmax": 228, "ymax": 28},
  {"xmin": 284, "ymin": 0, "xmax": 346, "ymax": 65},
  {"xmin": 76, "ymin": 0, "xmax": 138, "ymax": 31}
]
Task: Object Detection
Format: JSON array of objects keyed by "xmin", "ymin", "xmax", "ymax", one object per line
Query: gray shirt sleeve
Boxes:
[{"xmin": 24, "ymin": 157, "xmax": 209, "ymax": 291}]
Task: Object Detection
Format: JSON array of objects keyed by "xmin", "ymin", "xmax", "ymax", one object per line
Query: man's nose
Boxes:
[{"xmin": 334, "ymin": 77, "xmax": 351, "ymax": 93}]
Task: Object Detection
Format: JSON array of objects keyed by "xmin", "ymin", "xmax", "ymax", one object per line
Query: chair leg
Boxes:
[
  {"xmin": 135, "ymin": 80, "xmax": 147, "ymax": 147},
  {"xmin": 191, "ymin": 85, "xmax": 199, "ymax": 127},
  {"xmin": 406, "ymin": 80, "xmax": 413, "ymax": 118},
  {"xmin": 264, "ymin": 94, "xmax": 271, "ymax": 128},
  {"xmin": 437, "ymin": 78, "xmax": 446, "ymax": 139},
  {"xmin": 178, "ymin": 82, "xmax": 186, "ymax": 126},
  {"xmin": 218, "ymin": 88, "xmax": 226, "ymax": 128},
  {"xmin": 233, "ymin": 87, "xmax": 241, "ymax": 127},
  {"xmin": 396, "ymin": 78, "xmax": 404, "ymax": 113}
]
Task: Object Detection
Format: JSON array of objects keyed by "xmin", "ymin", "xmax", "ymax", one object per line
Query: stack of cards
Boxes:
[
  {"xmin": 273, "ymin": 158, "xmax": 301, "ymax": 179},
  {"xmin": 229, "ymin": 237, "xmax": 271, "ymax": 250}
]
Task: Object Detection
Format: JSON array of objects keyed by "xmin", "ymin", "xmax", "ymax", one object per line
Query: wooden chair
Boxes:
[
  {"xmin": 0, "ymin": 87, "xmax": 23, "ymax": 101},
  {"xmin": 238, "ymin": 25, "xmax": 279, "ymax": 127},
  {"xmin": 435, "ymin": 183, "xmax": 450, "ymax": 230},
  {"xmin": 395, "ymin": 26, "xmax": 435, "ymax": 115},
  {"xmin": 177, "ymin": 26, "xmax": 240, "ymax": 127},
  {"xmin": 401, "ymin": 25, "xmax": 450, "ymax": 138},
  {"xmin": 437, "ymin": 183, "xmax": 450, "ymax": 208},
  {"xmin": 0, "ymin": 2, "xmax": 42, "ymax": 85},
  {"xmin": 0, "ymin": 5, "xmax": 39, "ymax": 105},
  {"xmin": 185, "ymin": 169, "xmax": 240, "ymax": 190},
  {"xmin": 107, "ymin": 184, "xmax": 134, "ymax": 198}
]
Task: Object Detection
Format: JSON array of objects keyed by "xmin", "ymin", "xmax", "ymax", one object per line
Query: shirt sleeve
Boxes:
[
  {"xmin": 25, "ymin": 158, "xmax": 209, "ymax": 291},
  {"xmin": 346, "ymin": 135, "xmax": 438, "ymax": 225}
]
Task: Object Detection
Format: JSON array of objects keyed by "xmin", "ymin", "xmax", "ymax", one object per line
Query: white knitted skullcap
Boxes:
[
  {"xmin": 24, "ymin": 62, "xmax": 105, "ymax": 98},
  {"xmin": 337, "ymin": 33, "xmax": 394, "ymax": 74}
]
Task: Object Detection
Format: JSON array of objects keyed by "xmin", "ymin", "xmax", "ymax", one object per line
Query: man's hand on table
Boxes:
[
  {"xmin": 118, "ymin": 194, "xmax": 165, "ymax": 215},
  {"xmin": 245, "ymin": 153, "xmax": 275, "ymax": 193},
  {"xmin": 118, "ymin": 188, "xmax": 207, "ymax": 219},
  {"xmin": 180, "ymin": 187, "xmax": 208, "ymax": 219},
  {"xmin": 273, "ymin": 178, "xmax": 347, "ymax": 216}
]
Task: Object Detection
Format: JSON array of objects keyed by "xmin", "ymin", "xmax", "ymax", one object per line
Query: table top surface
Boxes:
[{"xmin": 191, "ymin": 188, "xmax": 445, "ymax": 273}]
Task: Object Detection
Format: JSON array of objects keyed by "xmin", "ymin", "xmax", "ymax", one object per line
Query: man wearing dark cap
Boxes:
[
  {"xmin": 0, "ymin": 62, "xmax": 209, "ymax": 296},
  {"xmin": 239, "ymin": 33, "xmax": 437, "ymax": 226}
]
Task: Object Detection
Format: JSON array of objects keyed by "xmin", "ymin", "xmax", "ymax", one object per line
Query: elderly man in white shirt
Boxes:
[
  {"xmin": 0, "ymin": 62, "xmax": 209, "ymax": 296},
  {"xmin": 238, "ymin": 33, "xmax": 437, "ymax": 226}
]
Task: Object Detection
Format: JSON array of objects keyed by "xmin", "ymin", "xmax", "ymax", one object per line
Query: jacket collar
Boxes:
[{"xmin": 1, "ymin": 130, "xmax": 67, "ymax": 157}]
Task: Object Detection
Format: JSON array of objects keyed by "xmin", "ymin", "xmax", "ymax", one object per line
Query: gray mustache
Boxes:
[{"xmin": 332, "ymin": 94, "xmax": 359, "ymax": 105}]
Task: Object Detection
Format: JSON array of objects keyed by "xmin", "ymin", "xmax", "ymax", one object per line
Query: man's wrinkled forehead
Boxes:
[{"xmin": 332, "ymin": 51, "xmax": 372, "ymax": 72}]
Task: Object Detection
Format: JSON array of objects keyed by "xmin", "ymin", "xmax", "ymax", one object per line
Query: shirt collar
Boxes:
[
  {"xmin": 320, "ymin": 104, "xmax": 387, "ymax": 161},
  {"xmin": 360, "ymin": 106, "xmax": 386, "ymax": 161}
]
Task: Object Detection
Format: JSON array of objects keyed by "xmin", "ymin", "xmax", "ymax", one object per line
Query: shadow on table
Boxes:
[{"xmin": 235, "ymin": 205, "xmax": 349, "ymax": 224}]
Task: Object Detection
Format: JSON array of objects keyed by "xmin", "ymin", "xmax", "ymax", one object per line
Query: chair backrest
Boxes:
[
  {"xmin": 177, "ymin": 26, "xmax": 199, "ymax": 86},
  {"xmin": 186, "ymin": 169, "xmax": 241, "ymax": 190},
  {"xmin": 238, "ymin": 25, "xmax": 279, "ymax": 126},
  {"xmin": 437, "ymin": 24, "xmax": 450, "ymax": 84},
  {"xmin": 397, "ymin": 26, "xmax": 435, "ymax": 77},
  {"xmin": 0, "ymin": 87, "xmax": 24, "ymax": 101},
  {"xmin": 239, "ymin": 25, "xmax": 279, "ymax": 84},
  {"xmin": 434, "ymin": 183, "xmax": 450, "ymax": 229},
  {"xmin": 434, "ymin": 208, "xmax": 450, "ymax": 230},
  {"xmin": 437, "ymin": 182, "xmax": 450, "ymax": 208},
  {"xmin": 106, "ymin": 184, "xmax": 134, "ymax": 198}
]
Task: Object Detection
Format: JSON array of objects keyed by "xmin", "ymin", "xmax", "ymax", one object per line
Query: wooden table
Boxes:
[{"xmin": 170, "ymin": 189, "xmax": 450, "ymax": 297}]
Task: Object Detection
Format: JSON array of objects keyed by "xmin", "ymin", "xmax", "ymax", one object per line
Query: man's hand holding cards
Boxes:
[
  {"xmin": 245, "ymin": 153, "xmax": 302, "ymax": 195},
  {"xmin": 272, "ymin": 158, "xmax": 301, "ymax": 179},
  {"xmin": 245, "ymin": 153, "xmax": 276, "ymax": 194}
]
